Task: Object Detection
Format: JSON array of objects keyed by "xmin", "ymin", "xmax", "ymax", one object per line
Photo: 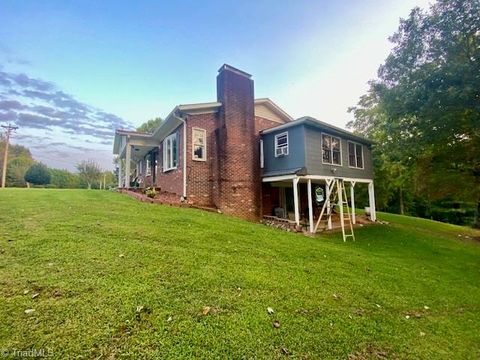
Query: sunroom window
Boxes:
[
  {"xmin": 322, "ymin": 134, "xmax": 341, "ymax": 165},
  {"xmin": 348, "ymin": 141, "xmax": 364, "ymax": 168}
]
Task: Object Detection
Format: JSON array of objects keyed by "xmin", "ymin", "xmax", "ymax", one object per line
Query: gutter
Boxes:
[{"xmin": 173, "ymin": 114, "xmax": 187, "ymax": 200}]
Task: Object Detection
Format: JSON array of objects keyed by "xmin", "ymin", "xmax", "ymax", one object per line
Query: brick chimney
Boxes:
[{"xmin": 215, "ymin": 64, "xmax": 260, "ymax": 220}]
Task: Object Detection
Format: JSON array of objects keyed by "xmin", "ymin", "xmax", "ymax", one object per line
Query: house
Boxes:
[{"xmin": 113, "ymin": 64, "xmax": 376, "ymax": 233}]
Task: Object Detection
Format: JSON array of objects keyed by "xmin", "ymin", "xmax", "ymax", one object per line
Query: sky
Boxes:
[{"xmin": 0, "ymin": 0, "xmax": 432, "ymax": 171}]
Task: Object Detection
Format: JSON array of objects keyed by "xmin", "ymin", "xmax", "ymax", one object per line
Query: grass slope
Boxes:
[{"xmin": 0, "ymin": 189, "xmax": 479, "ymax": 359}]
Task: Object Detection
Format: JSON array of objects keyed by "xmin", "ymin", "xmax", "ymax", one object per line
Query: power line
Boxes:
[{"xmin": 1, "ymin": 124, "xmax": 19, "ymax": 188}]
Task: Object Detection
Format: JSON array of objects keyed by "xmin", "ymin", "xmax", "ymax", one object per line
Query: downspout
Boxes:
[{"xmin": 173, "ymin": 114, "xmax": 187, "ymax": 200}]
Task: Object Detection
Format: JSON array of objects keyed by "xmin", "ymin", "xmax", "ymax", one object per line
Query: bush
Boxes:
[
  {"xmin": 145, "ymin": 187, "xmax": 156, "ymax": 198},
  {"xmin": 24, "ymin": 163, "xmax": 51, "ymax": 185}
]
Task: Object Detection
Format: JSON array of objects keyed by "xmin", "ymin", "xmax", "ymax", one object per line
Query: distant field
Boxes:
[{"xmin": 0, "ymin": 189, "xmax": 479, "ymax": 359}]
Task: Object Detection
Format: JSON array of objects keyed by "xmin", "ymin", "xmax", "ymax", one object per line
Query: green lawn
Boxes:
[{"xmin": 0, "ymin": 189, "xmax": 479, "ymax": 359}]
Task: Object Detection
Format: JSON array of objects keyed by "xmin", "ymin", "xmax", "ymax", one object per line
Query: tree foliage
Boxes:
[
  {"xmin": 0, "ymin": 135, "xmax": 34, "ymax": 187},
  {"xmin": 136, "ymin": 117, "xmax": 162, "ymax": 133},
  {"xmin": 349, "ymin": 0, "xmax": 480, "ymax": 225},
  {"xmin": 24, "ymin": 163, "xmax": 51, "ymax": 185},
  {"xmin": 76, "ymin": 160, "xmax": 101, "ymax": 189},
  {"xmin": 49, "ymin": 168, "xmax": 81, "ymax": 189}
]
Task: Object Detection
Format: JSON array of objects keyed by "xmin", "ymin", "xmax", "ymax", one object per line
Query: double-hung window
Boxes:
[
  {"xmin": 322, "ymin": 134, "xmax": 341, "ymax": 165},
  {"xmin": 192, "ymin": 128, "xmax": 206, "ymax": 161},
  {"xmin": 348, "ymin": 141, "xmax": 364, "ymax": 169},
  {"xmin": 274, "ymin": 132, "xmax": 289, "ymax": 157},
  {"xmin": 163, "ymin": 133, "xmax": 178, "ymax": 172}
]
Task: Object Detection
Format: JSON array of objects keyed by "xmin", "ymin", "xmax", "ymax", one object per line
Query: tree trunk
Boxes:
[
  {"xmin": 474, "ymin": 200, "xmax": 480, "ymax": 229},
  {"xmin": 399, "ymin": 188, "xmax": 405, "ymax": 215},
  {"xmin": 87, "ymin": 182, "xmax": 91, "ymax": 190}
]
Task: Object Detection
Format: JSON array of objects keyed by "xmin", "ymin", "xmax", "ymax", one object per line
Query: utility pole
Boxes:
[{"xmin": 1, "ymin": 124, "xmax": 18, "ymax": 188}]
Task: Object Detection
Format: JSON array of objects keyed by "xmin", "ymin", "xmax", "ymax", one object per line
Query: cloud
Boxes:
[{"xmin": 0, "ymin": 69, "xmax": 134, "ymax": 171}]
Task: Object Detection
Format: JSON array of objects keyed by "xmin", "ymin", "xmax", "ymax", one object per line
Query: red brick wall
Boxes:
[
  {"xmin": 185, "ymin": 113, "xmax": 218, "ymax": 207},
  {"xmin": 254, "ymin": 116, "xmax": 284, "ymax": 133},
  {"xmin": 154, "ymin": 124, "xmax": 184, "ymax": 197},
  {"xmin": 215, "ymin": 66, "xmax": 260, "ymax": 221},
  {"xmin": 149, "ymin": 68, "xmax": 290, "ymax": 220}
]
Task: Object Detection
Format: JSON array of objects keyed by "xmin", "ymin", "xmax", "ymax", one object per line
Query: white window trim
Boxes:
[
  {"xmin": 192, "ymin": 127, "xmax": 207, "ymax": 162},
  {"xmin": 163, "ymin": 133, "xmax": 178, "ymax": 172},
  {"xmin": 321, "ymin": 133, "xmax": 342, "ymax": 166},
  {"xmin": 347, "ymin": 140, "xmax": 365, "ymax": 169},
  {"xmin": 274, "ymin": 131, "xmax": 289, "ymax": 157},
  {"xmin": 260, "ymin": 139, "xmax": 264, "ymax": 169}
]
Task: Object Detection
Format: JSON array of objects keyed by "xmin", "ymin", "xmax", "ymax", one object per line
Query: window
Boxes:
[
  {"xmin": 192, "ymin": 128, "xmax": 206, "ymax": 161},
  {"xmin": 163, "ymin": 133, "xmax": 178, "ymax": 171},
  {"xmin": 275, "ymin": 132, "xmax": 289, "ymax": 157},
  {"xmin": 322, "ymin": 134, "xmax": 342, "ymax": 165},
  {"xmin": 348, "ymin": 141, "xmax": 364, "ymax": 168}
]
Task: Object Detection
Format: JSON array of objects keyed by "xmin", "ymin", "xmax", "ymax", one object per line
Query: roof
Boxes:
[
  {"xmin": 262, "ymin": 167, "xmax": 306, "ymax": 178},
  {"xmin": 260, "ymin": 116, "xmax": 372, "ymax": 145},
  {"xmin": 115, "ymin": 129, "xmax": 151, "ymax": 137},
  {"xmin": 113, "ymin": 99, "xmax": 293, "ymax": 155},
  {"xmin": 254, "ymin": 98, "xmax": 293, "ymax": 122},
  {"xmin": 113, "ymin": 129, "xmax": 154, "ymax": 154}
]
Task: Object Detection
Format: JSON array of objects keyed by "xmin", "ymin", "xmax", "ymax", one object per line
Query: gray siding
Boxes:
[
  {"xmin": 262, "ymin": 125, "xmax": 306, "ymax": 174},
  {"xmin": 261, "ymin": 123, "xmax": 374, "ymax": 179},
  {"xmin": 304, "ymin": 125, "xmax": 374, "ymax": 179}
]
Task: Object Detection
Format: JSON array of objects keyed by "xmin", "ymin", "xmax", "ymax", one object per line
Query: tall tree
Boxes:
[
  {"xmin": 76, "ymin": 160, "xmax": 101, "ymax": 189},
  {"xmin": 137, "ymin": 117, "xmax": 162, "ymax": 133},
  {"xmin": 349, "ymin": 0, "xmax": 480, "ymax": 226}
]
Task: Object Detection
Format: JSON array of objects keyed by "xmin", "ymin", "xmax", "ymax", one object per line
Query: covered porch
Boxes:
[
  {"xmin": 262, "ymin": 174, "xmax": 376, "ymax": 234},
  {"xmin": 113, "ymin": 130, "xmax": 159, "ymax": 189}
]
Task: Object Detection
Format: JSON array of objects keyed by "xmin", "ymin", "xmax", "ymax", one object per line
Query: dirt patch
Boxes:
[{"xmin": 348, "ymin": 344, "xmax": 390, "ymax": 359}]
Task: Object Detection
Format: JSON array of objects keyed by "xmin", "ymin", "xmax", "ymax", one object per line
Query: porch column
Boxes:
[
  {"xmin": 125, "ymin": 144, "xmax": 131, "ymax": 189},
  {"xmin": 293, "ymin": 177, "xmax": 300, "ymax": 226},
  {"xmin": 326, "ymin": 179, "xmax": 332, "ymax": 230},
  {"xmin": 350, "ymin": 182, "xmax": 356, "ymax": 224},
  {"xmin": 368, "ymin": 181, "xmax": 376, "ymax": 222},
  {"xmin": 307, "ymin": 179, "xmax": 314, "ymax": 233},
  {"xmin": 118, "ymin": 159, "xmax": 122, "ymax": 188}
]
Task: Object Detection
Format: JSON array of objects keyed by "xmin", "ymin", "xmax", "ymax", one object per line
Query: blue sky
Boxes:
[{"xmin": 0, "ymin": 0, "xmax": 431, "ymax": 170}]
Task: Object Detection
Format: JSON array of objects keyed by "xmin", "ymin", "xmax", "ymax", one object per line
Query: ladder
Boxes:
[{"xmin": 314, "ymin": 178, "xmax": 355, "ymax": 242}]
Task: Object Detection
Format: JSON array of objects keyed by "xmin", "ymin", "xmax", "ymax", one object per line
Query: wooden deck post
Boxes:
[
  {"xmin": 368, "ymin": 181, "xmax": 376, "ymax": 222},
  {"xmin": 350, "ymin": 182, "xmax": 356, "ymax": 224},
  {"xmin": 326, "ymin": 179, "xmax": 332, "ymax": 230},
  {"xmin": 307, "ymin": 179, "xmax": 314, "ymax": 233},
  {"xmin": 293, "ymin": 177, "xmax": 300, "ymax": 226}
]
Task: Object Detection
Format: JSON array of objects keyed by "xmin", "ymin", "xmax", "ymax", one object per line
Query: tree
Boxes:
[
  {"xmin": 349, "ymin": 0, "xmax": 480, "ymax": 226},
  {"xmin": 49, "ymin": 168, "xmax": 81, "ymax": 188},
  {"xmin": 0, "ymin": 135, "xmax": 34, "ymax": 187},
  {"xmin": 137, "ymin": 117, "xmax": 162, "ymax": 133},
  {"xmin": 24, "ymin": 163, "xmax": 51, "ymax": 186},
  {"xmin": 76, "ymin": 160, "xmax": 101, "ymax": 189}
]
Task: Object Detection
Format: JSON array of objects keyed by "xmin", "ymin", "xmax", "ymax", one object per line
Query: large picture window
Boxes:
[
  {"xmin": 192, "ymin": 128, "xmax": 206, "ymax": 161},
  {"xmin": 275, "ymin": 132, "xmax": 289, "ymax": 157},
  {"xmin": 348, "ymin": 141, "xmax": 364, "ymax": 169},
  {"xmin": 322, "ymin": 134, "xmax": 341, "ymax": 165},
  {"xmin": 163, "ymin": 133, "xmax": 178, "ymax": 171}
]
